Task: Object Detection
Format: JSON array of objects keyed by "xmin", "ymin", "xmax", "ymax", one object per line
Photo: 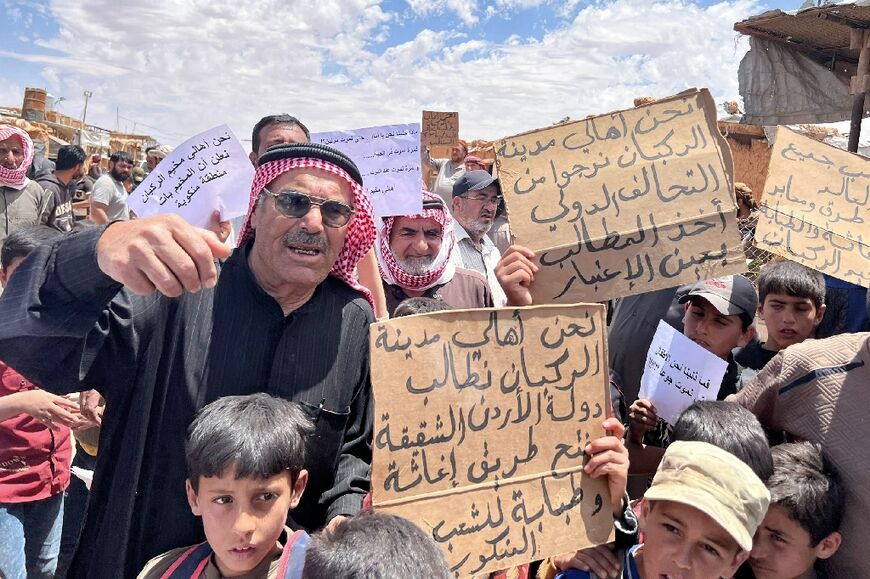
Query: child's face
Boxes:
[
  {"xmin": 639, "ymin": 500, "xmax": 748, "ymax": 579},
  {"xmin": 758, "ymin": 294, "xmax": 824, "ymax": 351},
  {"xmin": 186, "ymin": 466, "xmax": 307, "ymax": 577},
  {"xmin": 682, "ymin": 298, "xmax": 752, "ymax": 359},
  {"xmin": 749, "ymin": 504, "xmax": 835, "ymax": 579}
]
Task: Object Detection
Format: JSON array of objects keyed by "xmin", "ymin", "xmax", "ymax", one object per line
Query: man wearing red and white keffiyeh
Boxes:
[
  {"xmin": 375, "ymin": 189, "xmax": 493, "ymax": 316},
  {"xmin": 0, "ymin": 125, "xmax": 54, "ymax": 246},
  {"xmin": 0, "ymin": 142, "xmax": 381, "ymax": 576}
]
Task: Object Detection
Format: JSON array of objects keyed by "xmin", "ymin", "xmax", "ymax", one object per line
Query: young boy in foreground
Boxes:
[
  {"xmin": 554, "ymin": 441, "xmax": 770, "ymax": 579},
  {"xmin": 745, "ymin": 442, "xmax": 843, "ymax": 579},
  {"xmin": 735, "ymin": 261, "xmax": 825, "ymax": 384},
  {"xmin": 302, "ymin": 511, "xmax": 451, "ymax": 577},
  {"xmin": 138, "ymin": 393, "xmax": 313, "ymax": 579}
]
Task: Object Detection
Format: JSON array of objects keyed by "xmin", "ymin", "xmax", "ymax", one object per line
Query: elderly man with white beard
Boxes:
[
  {"xmin": 450, "ymin": 170, "xmax": 508, "ymax": 306},
  {"xmin": 376, "ymin": 189, "xmax": 492, "ymax": 316}
]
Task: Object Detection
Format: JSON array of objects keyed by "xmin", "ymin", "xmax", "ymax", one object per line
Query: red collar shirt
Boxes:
[{"xmin": 0, "ymin": 360, "xmax": 71, "ymax": 502}]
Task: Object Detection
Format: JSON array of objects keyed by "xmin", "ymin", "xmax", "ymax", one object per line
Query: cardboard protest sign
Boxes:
[
  {"xmin": 422, "ymin": 111, "xmax": 459, "ymax": 148},
  {"xmin": 127, "ymin": 125, "xmax": 254, "ymax": 228},
  {"xmin": 754, "ymin": 127, "xmax": 870, "ymax": 287},
  {"xmin": 370, "ymin": 305, "xmax": 614, "ymax": 578},
  {"xmin": 637, "ymin": 320, "xmax": 727, "ymax": 425},
  {"xmin": 313, "ymin": 123, "xmax": 423, "ymax": 219},
  {"xmin": 421, "ymin": 112, "xmax": 459, "ymax": 191},
  {"xmin": 495, "ymin": 89, "xmax": 747, "ymax": 304}
]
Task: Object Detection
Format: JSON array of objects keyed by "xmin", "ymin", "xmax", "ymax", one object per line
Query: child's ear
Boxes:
[
  {"xmin": 725, "ymin": 549, "xmax": 751, "ymax": 578},
  {"xmin": 737, "ymin": 325, "xmax": 756, "ymax": 348},
  {"xmin": 0, "ymin": 269, "xmax": 7, "ymax": 289},
  {"xmin": 813, "ymin": 304, "xmax": 827, "ymax": 328},
  {"xmin": 185, "ymin": 479, "xmax": 202, "ymax": 516},
  {"xmin": 638, "ymin": 498, "xmax": 650, "ymax": 528},
  {"xmin": 290, "ymin": 469, "xmax": 308, "ymax": 509},
  {"xmin": 814, "ymin": 531, "xmax": 842, "ymax": 560}
]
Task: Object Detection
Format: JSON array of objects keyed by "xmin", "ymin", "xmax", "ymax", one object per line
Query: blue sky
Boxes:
[{"xmin": 0, "ymin": 0, "xmax": 803, "ymax": 145}]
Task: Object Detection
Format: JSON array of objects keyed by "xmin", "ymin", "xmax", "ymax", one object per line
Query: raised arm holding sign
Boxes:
[
  {"xmin": 127, "ymin": 125, "xmax": 254, "ymax": 229},
  {"xmin": 495, "ymin": 89, "xmax": 747, "ymax": 304}
]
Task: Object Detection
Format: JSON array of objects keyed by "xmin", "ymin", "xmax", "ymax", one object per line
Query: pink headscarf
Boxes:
[
  {"xmin": 375, "ymin": 190, "xmax": 456, "ymax": 291},
  {"xmin": 237, "ymin": 157, "xmax": 376, "ymax": 309},
  {"xmin": 0, "ymin": 125, "xmax": 34, "ymax": 188}
]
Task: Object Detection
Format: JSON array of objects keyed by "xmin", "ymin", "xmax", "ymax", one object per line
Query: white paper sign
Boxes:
[
  {"xmin": 312, "ymin": 123, "xmax": 423, "ymax": 219},
  {"xmin": 127, "ymin": 125, "xmax": 255, "ymax": 228},
  {"xmin": 637, "ymin": 320, "xmax": 727, "ymax": 425}
]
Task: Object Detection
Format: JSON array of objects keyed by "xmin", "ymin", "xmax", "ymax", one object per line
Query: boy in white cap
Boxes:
[{"xmin": 552, "ymin": 440, "xmax": 770, "ymax": 579}]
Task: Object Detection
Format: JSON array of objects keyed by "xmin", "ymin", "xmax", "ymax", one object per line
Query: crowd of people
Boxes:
[{"xmin": 0, "ymin": 112, "xmax": 868, "ymax": 579}]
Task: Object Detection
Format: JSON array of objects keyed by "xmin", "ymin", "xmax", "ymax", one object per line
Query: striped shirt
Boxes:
[{"xmin": 451, "ymin": 221, "xmax": 507, "ymax": 306}]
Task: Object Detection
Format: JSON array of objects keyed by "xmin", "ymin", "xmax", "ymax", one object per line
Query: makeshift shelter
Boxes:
[{"xmin": 735, "ymin": 1, "xmax": 870, "ymax": 150}]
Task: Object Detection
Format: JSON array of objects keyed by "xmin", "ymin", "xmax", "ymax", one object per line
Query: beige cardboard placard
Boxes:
[
  {"xmin": 495, "ymin": 89, "xmax": 746, "ymax": 304},
  {"xmin": 370, "ymin": 305, "xmax": 614, "ymax": 578},
  {"xmin": 755, "ymin": 127, "xmax": 870, "ymax": 287},
  {"xmin": 422, "ymin": 110, "xmax": 460, "ymax": 147}
]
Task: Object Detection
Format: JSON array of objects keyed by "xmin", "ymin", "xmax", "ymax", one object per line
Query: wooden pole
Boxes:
[{"xmin": 848, "ymin": 28, "xmax": 870, "ymax": 152}]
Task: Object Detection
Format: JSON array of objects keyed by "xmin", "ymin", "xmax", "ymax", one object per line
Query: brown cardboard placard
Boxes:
[
  {"xmin": 495, "ymin": 89, "xmax": 746, "ymax": 304},
  {"xmin": 422, "ymin": 111, "xmax": 460, "ymax": 191},
  {"xmin": 754, "ymin": 127, "xmax": 870, "ymax": 288},
  {"xmin": 370, "ymin": 304, "xmax": 614, "ymax": 578},
  {"xmin": 422, "ymin": 110, "xmax": 460, "ymax": 148}
]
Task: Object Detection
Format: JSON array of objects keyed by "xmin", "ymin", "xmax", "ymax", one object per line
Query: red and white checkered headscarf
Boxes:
[
  {"xmin": 237, "ymin": 157, "xmax": 376, "ymax": 308},
  {"xmin": 375, "ymin": 189, "xmax": 456, "ymax": 291},
  {"xmin": 0, "ymin": 125, "xmax": 34, "ymax": 188}
]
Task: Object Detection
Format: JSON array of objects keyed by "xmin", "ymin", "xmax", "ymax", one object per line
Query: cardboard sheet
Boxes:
[
  {"xmin": 496, "ymin": 89, "xmax": 747, "ymax": 304},
  {"xmin": 370, "ymin": 305, "xmax": 615, "ymax": 577},
  {"xmin": 755, "ymin": 127, "xmax": 870, "ymax": 288}
]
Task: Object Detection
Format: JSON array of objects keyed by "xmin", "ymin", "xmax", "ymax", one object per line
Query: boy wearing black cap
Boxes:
[{"xmin": 628, "ymin": 276, "xmax": 757, "ymax": 466}]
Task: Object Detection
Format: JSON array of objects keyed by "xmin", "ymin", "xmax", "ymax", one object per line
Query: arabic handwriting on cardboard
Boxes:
[
  {"xmin": 422, "ymin": 111, "xmax": 459, "ymax": 147},
  {"xmin": 370, "ymin": 305, "xmax": 614, "ymax": 577},
  {"xmin": 495, "ymin": 89, "xmax": 746, "ymax": 305},
  {"xmin": 754, "ymin": 127, "xmax": 870, "ymax": 288}
]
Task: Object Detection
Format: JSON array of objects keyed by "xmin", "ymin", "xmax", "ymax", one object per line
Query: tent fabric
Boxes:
[{"xmin": 738, "ymin": 37, "xmax": 864, "ymax": 126}]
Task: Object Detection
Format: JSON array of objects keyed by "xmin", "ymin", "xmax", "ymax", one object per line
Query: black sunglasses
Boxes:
[{"xmin": 263, "ymin": 188, "xmax": 355, "ymax": 228}]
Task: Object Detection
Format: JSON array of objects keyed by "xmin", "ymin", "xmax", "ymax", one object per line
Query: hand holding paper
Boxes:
[{"xmin": 637, "ymin": 320, "xmax": 727, "ymax": 425}]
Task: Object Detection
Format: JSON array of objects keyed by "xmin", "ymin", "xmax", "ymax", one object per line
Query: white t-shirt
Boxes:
[{"xmin": 91, "ymin": 174, "xmax": 130, "ymax": 221}]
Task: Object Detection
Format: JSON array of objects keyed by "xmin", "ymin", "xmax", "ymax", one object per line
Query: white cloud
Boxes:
[
  {"xmin": 405, "ymin": 0, "xmax": 481, "ymax": 25},
  {"xmin": 0, "ymin": 0, "xmax": 758, "ymax": 145}
]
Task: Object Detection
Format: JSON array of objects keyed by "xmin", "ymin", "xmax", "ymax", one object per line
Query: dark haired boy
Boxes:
[
  {"xmin": 628, "ymin": 276, "xmax": 757, "ymax": 465},
  {"xmin": 736, "ymin": 261, "xmax": 825, "ymax": 384},
  {"xmin": 138, "ymin": 393, "xmax": 313, "ymax": 579},
  {"xmin": 393, "ymin": 296, "xmax": 451, "ymax": 317},
  {"xmin": 302, "ymin": 511, "xmax": 451, "ymax": 578},
  {"xmin": 747, "ymin": 442, "xmax": 843, "ymax": 579},
  {"xmin": 731, "ymin": 324, "xmax": 870, "ymax": 576}
]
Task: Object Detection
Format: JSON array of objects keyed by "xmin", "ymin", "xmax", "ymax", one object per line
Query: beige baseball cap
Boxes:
[{"xmin": 645, "ymin": 441, "xmax": 770, "ymax": 551}]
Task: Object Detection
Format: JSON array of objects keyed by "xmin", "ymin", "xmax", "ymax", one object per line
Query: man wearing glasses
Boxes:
[
  {"xmin": 0, "ymin": 143, "xmax": 376, "ymax": 578},
  {"xmin": 451, "ymin": 170, "xmax": 508, "ymax": 306}
]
